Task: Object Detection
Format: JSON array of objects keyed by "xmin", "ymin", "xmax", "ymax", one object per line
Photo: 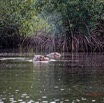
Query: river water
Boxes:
[{"xmin": 0, "ymin": 53, "xmax": 104, "ymax": 103}]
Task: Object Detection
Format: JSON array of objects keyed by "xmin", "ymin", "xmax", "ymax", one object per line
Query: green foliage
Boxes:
[
  {"xmin": 0, "ymin": 0, "xmax": 103, "ymax": 50},
  {"xmin": 35, "ymin": 0, "xmax": 104, "ymax": 36},
  {"xmin": 0, "ymin": 0, "xmax": 50, "ymax": 36},
  {"xmin": 1, "ymin": 0, "xmax": 103, "ymax": 37}
]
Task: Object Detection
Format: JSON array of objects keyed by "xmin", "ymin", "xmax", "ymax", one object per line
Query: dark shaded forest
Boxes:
[{"xmin": 0, "ymin": 0, "xmax": 104, "ymax": 52}]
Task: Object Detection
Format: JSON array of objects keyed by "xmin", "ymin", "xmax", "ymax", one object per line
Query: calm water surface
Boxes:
[{"xmin": 0, "ymin": 53, "xmax": 104, "ymax": 103}]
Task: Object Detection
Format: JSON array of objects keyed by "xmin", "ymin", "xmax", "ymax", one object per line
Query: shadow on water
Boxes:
[{"xmin": 0, "ymin": 52, "xmax": 104, "ymax": 103}]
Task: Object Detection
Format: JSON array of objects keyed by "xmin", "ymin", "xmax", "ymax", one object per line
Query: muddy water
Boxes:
[{"xmin": 0, "ymin": 53, "xmax": 104, "ymax": 103}]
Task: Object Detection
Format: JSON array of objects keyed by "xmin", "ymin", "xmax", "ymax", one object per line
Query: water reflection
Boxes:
[{"xmin": 0, "ymin": 53, "xmax": 104, "ymax": 103}]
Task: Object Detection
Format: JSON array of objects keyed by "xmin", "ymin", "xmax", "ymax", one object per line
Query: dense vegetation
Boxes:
[
  {"xmin": 0, "ymin": 0, "xmax": 49, "ymax": 49},
  {"xmin": 0, "ymin": 0, "xmax": 104, "ymax": 52}
]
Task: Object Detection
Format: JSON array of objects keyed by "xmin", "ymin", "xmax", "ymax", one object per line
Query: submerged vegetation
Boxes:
[{"xmin": 0, "ymin": 0, "xmax": 104, "ymax": 52}]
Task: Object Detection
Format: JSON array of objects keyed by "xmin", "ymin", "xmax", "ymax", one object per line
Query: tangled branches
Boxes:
[{"xmin": 22, "ymin": 30, "xmax": 104, "ymax": 53}]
